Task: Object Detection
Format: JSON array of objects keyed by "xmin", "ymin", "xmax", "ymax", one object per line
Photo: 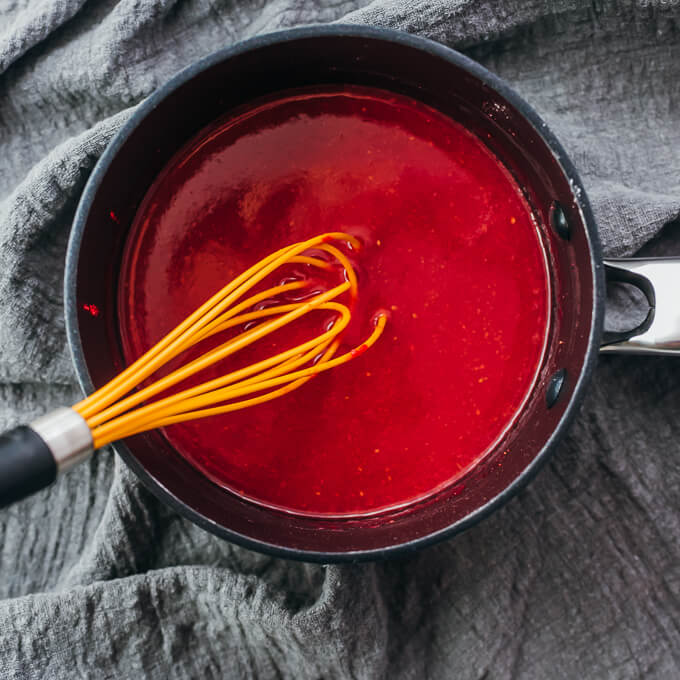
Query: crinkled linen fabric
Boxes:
[{"xmin": 1, "ymin": 1, "xmax": 679, "ymax": 678}]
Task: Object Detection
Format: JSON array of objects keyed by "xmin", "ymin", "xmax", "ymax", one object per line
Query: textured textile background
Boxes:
[{"xmin": 1, "ymin": 1, "xmax": 679, "ymax": 678}]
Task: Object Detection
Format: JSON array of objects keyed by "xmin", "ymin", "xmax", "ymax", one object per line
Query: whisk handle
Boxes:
[
  {"xmin": 0, "ymin": 426, "xmax": 57, "ymax": 508},
  {"xmin": 0, "ymin": 408, "xmax": 93, "ymax": 509}
]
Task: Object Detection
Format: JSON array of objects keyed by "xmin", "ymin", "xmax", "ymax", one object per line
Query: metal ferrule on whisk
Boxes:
[{"xmin": 29, "ymin": 407, "xmax": 93, "ymax": 473}]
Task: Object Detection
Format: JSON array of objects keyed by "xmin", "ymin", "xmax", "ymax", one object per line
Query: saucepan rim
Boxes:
[{"xmin": 65, "ymin": 24, "xmax": 605, "ymax": 562}]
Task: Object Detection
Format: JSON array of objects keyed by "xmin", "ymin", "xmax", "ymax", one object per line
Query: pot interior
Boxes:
[{"xmin": 68, "ymin": 29, "xmax": 599, "ymax": 559}]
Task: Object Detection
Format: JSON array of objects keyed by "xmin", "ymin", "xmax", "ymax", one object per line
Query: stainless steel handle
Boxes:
[{"xmin": 601, "ymin": 257, "xmax": 680, "ymax": 355}]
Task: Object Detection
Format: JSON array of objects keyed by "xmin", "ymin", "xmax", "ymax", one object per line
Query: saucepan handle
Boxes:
[{"xmin": 601, "ymin": 257, "xmax": 680, "ymax": 355}]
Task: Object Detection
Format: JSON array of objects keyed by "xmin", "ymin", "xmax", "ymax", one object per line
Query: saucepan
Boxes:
[{"xmin": 55, "ymin": 26, "xmax": 679, "ymax": 561}]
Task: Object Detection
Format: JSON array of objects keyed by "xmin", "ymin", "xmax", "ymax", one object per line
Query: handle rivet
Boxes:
[
  {"xmin": 546, "ymin": 369, "xmax": 567, "ymax": 408},
  {"xmin": 550, "ymin": 202, "xmax": 570, "ymax": 241}
]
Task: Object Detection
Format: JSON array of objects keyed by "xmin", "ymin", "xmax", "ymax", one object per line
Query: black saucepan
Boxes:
[{"xmin": 48, "ymin": 26, "xmax": 678, "ymax": 561}]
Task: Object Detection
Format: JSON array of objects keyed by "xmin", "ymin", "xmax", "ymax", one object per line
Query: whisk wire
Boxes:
[
  {"xmin": 76, "ymin": 235, "xmax": 355, "ymax": 419},
  {"xmin": 87, "ymin": 298, "xmax": 351, "ymax": 430},
  {"xmin": 73, "ymin": 232, "xmax": 383, "ymax": 449}
]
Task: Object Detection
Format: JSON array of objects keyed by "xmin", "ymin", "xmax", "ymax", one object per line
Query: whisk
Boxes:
[{"xmin": 0, "ymin": 232, "xmax": 386, "ymax": 508}]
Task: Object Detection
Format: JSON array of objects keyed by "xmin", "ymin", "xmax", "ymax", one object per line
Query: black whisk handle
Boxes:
[
  {"xmin": 0, "ymin": 408, "xmax": 93, "ymax": 509},
  {"xmin": 0, "ymin": 426, "xmax": 57, "ymax": 508}
]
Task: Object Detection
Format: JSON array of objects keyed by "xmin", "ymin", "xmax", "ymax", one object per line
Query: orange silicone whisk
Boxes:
[
  {"xmin": 0, "ymin": 232, "xmax": 386, "ymax": 509},
  {"xmin": 74, "ymin": 231, "xmax": 386, "ymax": 449}
]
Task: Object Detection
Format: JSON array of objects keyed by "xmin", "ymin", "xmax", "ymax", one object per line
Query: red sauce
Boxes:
[{"xmin": 118, "ymin": 87, "xmax": 550, "ymax": 517}]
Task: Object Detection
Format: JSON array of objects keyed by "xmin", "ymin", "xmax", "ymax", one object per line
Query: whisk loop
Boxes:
[{"xmin": 74, "ymin": 232, "xmax": 386, "ymax": 448}]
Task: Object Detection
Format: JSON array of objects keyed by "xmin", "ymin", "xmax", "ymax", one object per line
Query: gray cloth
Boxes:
[{"xmin": 1, "ymin": 1, "xmax": 679, "ymax": 677}]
